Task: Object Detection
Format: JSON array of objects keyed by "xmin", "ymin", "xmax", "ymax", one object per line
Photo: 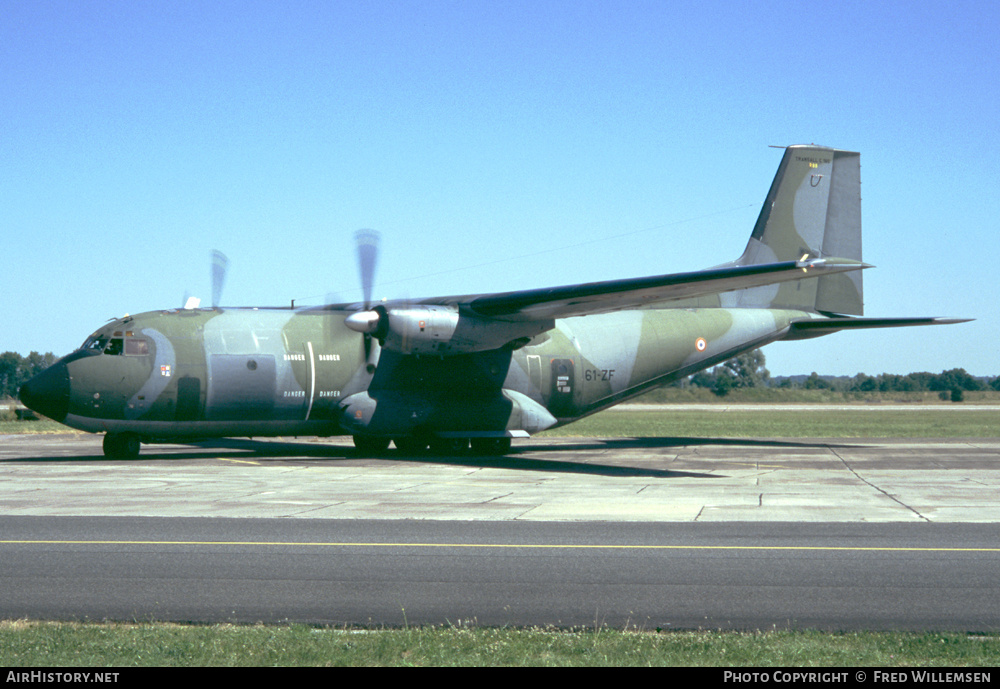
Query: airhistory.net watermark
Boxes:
[{"xmin": 6, "ymin": 672, "xmax": 119, "ymax": 683}]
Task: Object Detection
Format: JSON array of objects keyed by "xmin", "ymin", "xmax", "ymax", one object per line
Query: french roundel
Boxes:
[{"xmin": 695, "ymin": 338, "xmax": 707, "ymax": 352}]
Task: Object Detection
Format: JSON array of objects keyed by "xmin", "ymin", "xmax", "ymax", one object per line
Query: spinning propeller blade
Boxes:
[
  {"xmin": 211, "ymin": 250, "xmax": 229, "ymax": 308},
  {"xmin": 355, "ymin": 229, "xmax": 379, "ymax": 309},
  {"xmin": 353, "ymin": 229, "xmax": 381, "ymax": 368}
]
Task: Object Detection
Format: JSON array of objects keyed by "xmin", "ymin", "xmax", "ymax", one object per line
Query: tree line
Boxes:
[
  {"xmin": 682, "ymin": 351, "xmax": 998, "ymax": 400},
  {"xmin": 0, "ymin": 352, "xmax": 59, "ymax": 399}
]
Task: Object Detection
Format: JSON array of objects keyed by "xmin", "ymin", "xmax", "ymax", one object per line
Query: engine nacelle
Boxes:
[
  {"xmin": 383, "ymin": 305, "xmax": 459, "ymax": 355},
  {"xmin": 345, "ymin": 305, "xmax": 551, "ymax": 355}
]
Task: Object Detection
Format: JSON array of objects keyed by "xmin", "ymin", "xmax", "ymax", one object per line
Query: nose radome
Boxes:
[{"xmin": 19, "ymin": 362, "xmax": 70, "ymax": 422}]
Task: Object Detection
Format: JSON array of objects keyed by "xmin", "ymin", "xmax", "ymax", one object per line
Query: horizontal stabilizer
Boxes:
[{"xmin": 786, "ymin": 316, "xmax": 972, "ymax": 340}]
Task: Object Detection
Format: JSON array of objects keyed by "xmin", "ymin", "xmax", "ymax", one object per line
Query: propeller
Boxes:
[
  {"xmin": 181, "ymin": 250, "xmax": 229, "ymax": 310},
  {"xmin": 354, "ymin": 229, "xmax": 379, "ymax": 309},
  {"xmin": 352, "ymin": 229, "xmax": 381, "ymax": 371},
  {"xmin": 211, "ymin": 250, "xmax": 229, "ymax": 308}
]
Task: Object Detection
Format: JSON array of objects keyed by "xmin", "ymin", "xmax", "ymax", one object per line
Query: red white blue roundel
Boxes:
[{"xmin": 695, "ymin": 338, "xmax": 707, "ymax": 352}]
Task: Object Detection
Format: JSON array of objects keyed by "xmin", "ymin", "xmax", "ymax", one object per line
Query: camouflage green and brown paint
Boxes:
[
  {"xmin": 25, "ymin": 304, "xmax": 807, "ymax": 439},
  {"xmin": 19, "ymin": 146, "xmax": 964, "ymax": 456}
]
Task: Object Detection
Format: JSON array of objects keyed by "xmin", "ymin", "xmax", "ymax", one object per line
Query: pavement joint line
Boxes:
[
  {"xmin": 825, "ymin": 443, "xmax": 930, "ymax": 522},
  {"xmin": 7, "ymin": 434, "xmax": 1000, "ymax": 522}
]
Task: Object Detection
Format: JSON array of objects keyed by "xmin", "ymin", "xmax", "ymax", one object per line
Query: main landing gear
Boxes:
[
  {"xmin": 103, "ymin": 432, "xmax": 141, "ymax": 459},
  {"xmin": 470, "ymin": 437, "xmax": 512, "ymax": 456},
  {"xmin": 351, "ymin": 434, "xmax": 512, "ymax": 457},
  {"xmin": 352, "ymin": 434, "xmax": 391, "ymax": 455}
]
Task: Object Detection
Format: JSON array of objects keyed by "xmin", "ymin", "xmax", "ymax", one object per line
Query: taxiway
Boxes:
[
  {"xmin": 2, "ymin": 434, "xmax": 1000, "ymax": 521},
  {"xmin": 3, "ymin": 433, "xmax": 1000, "ymax": 629}
]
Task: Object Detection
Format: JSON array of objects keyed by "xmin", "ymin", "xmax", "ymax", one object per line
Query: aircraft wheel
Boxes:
[
  {"xmin": 353, "ymin": 435, "xmax": 390, "ymax": 455},
  {"xmin": 103, "ymin": 432, "xmax": 141, "ymax": 459},
  {"xmin": 470, "ymin": 437, "xmax": 512, "ymax": 456},
  {"xmin": 428, "ymin": 437, "xmax": 469, "ymax": 456},
  {"xmin": 393, "ymin": 435, "xmax": 428, "ymax": 455}
]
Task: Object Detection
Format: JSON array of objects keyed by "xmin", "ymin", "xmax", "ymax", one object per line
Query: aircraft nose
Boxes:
[{"xmin": 19, "ymin": 361, "xmax": 70, "ymax": 422}]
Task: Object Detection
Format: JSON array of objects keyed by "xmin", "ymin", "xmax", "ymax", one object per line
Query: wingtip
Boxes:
[{"xmin": 930, "ymin": 317, "xmax": 974, "ymax": 325}]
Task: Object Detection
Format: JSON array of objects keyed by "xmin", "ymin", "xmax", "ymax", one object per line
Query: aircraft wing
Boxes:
[
  {"xmin": 343, "ymin": 257, "xmax": 874, "ymax": 355},
  {"xmin": 427, "ymin": 257, "xmax": 867, "ymax": 321}
]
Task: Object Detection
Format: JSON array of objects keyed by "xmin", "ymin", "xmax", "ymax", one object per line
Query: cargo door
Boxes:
[{"xmin": 206, "ymin": 354, "xmax": 276, "ymax": 420}]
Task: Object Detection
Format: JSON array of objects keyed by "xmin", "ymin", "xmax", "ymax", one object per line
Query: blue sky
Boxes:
[{"xmin": 3, "ymin": 0, "xmax": 997, "ymax": 376}]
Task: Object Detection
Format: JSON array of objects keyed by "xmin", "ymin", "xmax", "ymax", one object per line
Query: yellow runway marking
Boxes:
[{"xmin": 2, "ymin": 540, "xmax": 999, "ymax": 553}]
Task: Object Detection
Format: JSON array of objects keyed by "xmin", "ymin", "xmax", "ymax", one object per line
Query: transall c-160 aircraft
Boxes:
[{"xmin": 20, "ymin": 145, "xmax": 967, "ymax": 458}]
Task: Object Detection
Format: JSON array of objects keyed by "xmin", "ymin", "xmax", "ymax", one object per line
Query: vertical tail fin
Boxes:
[{"xmin": 732, "ymin": 145, "xmax": 863, "ymax": 315}]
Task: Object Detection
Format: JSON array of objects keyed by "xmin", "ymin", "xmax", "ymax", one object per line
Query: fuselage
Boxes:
[{"xmin": 20, "ymin": 305, "xmax": 807, "ymax": 443}]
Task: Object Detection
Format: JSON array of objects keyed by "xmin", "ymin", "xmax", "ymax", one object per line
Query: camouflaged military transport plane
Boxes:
[{"xmin": 20, "ymin": 145, "xmax": 966, "ymax": 458}]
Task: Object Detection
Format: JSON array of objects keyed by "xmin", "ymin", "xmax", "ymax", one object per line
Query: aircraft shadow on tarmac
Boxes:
[
  {"xmin": 9, "ymin": 435, "xmax": 869, "ymax": 479},
  {"xmin": 177, "ymin": 438, "xmax": 727, "ymax": 479},
  {"xmin": 526, "ymin": 437, "xmax": 866, "ymax": 450}
]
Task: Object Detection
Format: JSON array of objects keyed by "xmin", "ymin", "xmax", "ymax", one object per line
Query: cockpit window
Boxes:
[
  {"xmin": 125, "ymin": 338, "xmax": 150, "ymax": 355},
  {"xmin": 82, "ymin": 336, "xmax": 108, "ymax": 352},
  {"xmin": 79, "ymin": 334, "xmax": 150, "ymax": 355}
]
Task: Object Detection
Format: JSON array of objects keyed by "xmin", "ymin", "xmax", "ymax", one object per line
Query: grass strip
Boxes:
[
  {"xmin": 540, "ymin": 409, "xmax": 1000, "ymax": 438},
  {"xmin": 1, "ymin": 621, "xmax": 999, "ymax": 667}
]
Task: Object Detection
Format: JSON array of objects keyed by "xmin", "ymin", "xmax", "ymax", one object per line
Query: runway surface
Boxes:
[
  {"xmin": 3, "ymin": 516, "xmax": 1000, "ymax": 630},
  {"xmin": 2, "ymin": 433, "xmax": 1000, "ymax": 629}
]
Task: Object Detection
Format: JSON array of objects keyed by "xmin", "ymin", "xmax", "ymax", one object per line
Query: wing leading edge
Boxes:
[
  {"xmin": 429, "ymin": 257, "xmax": 867, "ymax": 321},
  {"xmin": 343, "ymin": 257, "xmax": 872, "ymax": 356}
]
